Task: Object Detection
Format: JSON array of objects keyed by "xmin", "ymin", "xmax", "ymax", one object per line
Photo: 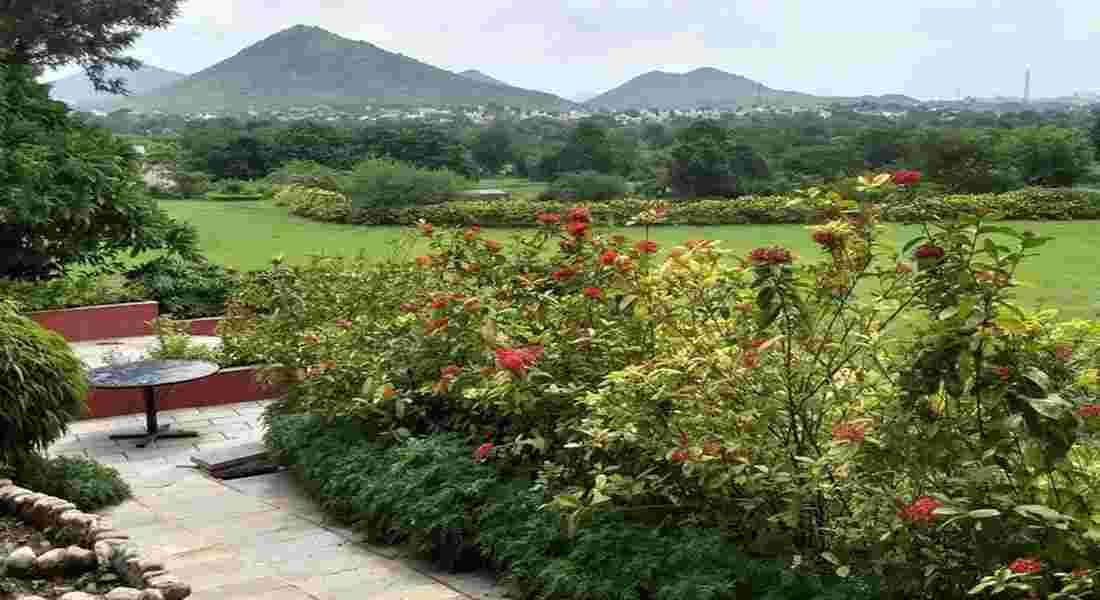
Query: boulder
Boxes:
[
  {"xmin": 34, "ymin": 548, "xmax": 66, "ymax": 574},
  {"xmin": 65, "ymin": 545, "xmax": 98, "ymax": 572},
  {"xmin": 5, "ymin": 546, "xmax": 37, "ymax": 573},
  {"xmin": 106, "ymin": 589, "xmax": 145, "ymax": 600},
  {"xmin": 58, "ymin": 593, "xmax": 100, "ymax": 600},
  {"xmin": 146, "ymin": 574, "xmax": 191, "ymax": 600}
]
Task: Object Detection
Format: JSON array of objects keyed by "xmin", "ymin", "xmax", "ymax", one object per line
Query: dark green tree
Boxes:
[
  {"xmin": 0, "ymin": 65, "xmax": 196, "ymax": 279},
  {"xmin": 1089, "ymin": 108, "xmax": 1100, "ymax": 159},
  {"xmin": 667, "ymin": 120, "xmax": 769, "ymax": 198},
  {"xmin": 0, "ymin": 0, "xmax": 182, "ymax": 94},
  {"xmin": 471, "ymin": 124, "xmax": 517, "ymax": 175}
]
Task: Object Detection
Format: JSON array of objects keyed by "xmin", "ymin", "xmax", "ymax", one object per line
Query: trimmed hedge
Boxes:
[
  {"xmin": 280, "ymin": 186, "xmax": 1100, "ymax": 227},
  {"xmin": 265, "ymin": 415, "xmax": 877, "ymax": 600},
  {"xmin": 206, "ymin": 192, "xmax": 265, "ymax": 202}
]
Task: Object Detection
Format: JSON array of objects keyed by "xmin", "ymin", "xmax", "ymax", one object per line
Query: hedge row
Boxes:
[
  {"xmin": 266, "ymin": 415, "xmax": 875, "ymax": 600},
  {"xmin": 277, "ymin": 185, "xmax": 1100, "ymax": 227}
]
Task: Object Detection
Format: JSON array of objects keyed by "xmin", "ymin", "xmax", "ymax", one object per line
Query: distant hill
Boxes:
[
  {"xmin": 586, "ymin": 67, "xmax": 821, "ymax": 110},
  {"xmin": 46, "ymin": 65, "xmax": 185, "ymax": 107},
  {"xmin": 459, "ymin": 69, "xmax": 508, "ymax": 86},
  {"xmin": 112, "ymin": 25, "xmax": 572, "ymax": 113}
]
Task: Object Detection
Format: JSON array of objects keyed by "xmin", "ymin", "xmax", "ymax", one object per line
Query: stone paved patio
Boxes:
[{"xmin": 49, "ymin": 402, "xmax": 505, "ymax": 600}]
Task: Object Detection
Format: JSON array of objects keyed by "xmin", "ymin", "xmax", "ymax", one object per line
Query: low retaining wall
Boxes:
[
  {"xmin": 85, "ymin": 366, "xmax": 282, "ymax": 419},
  {"xmin": 28, "ymin": 301, "xmax": 159, "ymax": 342},
  {"xmin": 180, "ymin": 316, "xmax": 223, "ymax": 336}
]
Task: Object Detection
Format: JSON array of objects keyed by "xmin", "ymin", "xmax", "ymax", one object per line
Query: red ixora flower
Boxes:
[
  {"xmin": 994, "ymin": 367, "xmax": 1011, "ymax": 381},
  {"xmin": 1077, "ymin": 404, "xmax": 1100, "ymax": 418},
  {"xmin": 431, "ymin": 295, "xmax": 452, "ymax": 310},
  {"xmin": 483, "ymin": 239, "xmax": 503, "ymax": 253},
  {"xmin": 474, "ymin": 442, "xmax": 494, "ymax": 461},
  {"xmin": 335, "ymin": 319, "xmax": 354, "ymax": 329},
  {"xmin": 898, "ymin": 496, "xmax": 943, "ymax": 525},
  {"xmin": 302, "ymin": 334, "xmax": 321, "ymax": 345},
  {"xmin": 567, "ymin": 221, "xmax": 589, "ymax": 238},
  {"xmin": 599, "ymin": 249, "xmax": 620, "ymax": 266},
  {"xmin": 742, "ymin": 351, "xmax": 759, "ymax": 369},
  {"xmin": 812, "ymin": 230, "xmax": 839, "ymax": 249},
  {"xmin": 913, "ymin": 244, "xmax": 945, "ymax": 259},
  {"xmin": 1008, "ymin": 559, "xmax": 1042, "ymax": 574},
  {"xmin": 583, "ymin": 287, "xmax": 603, "ymax": 299},
  {"xmin": 537, "ymin": 212, "xmax": 562, "ymax": 225},
  {"xmin": 567, "ymin": 207, "xmax": 591, "ymax": 223},
  {"xmin": 495, "ymin": 346, "xmax": 544, "ymax": 376},
  {"xmin": 440, "ymin": 365, "xmax": 462, "ymax": 380},
  {"xmin": 1055, "ymin": 344, "xmax": 1074, "ymax": 362},
  {"xmin": 419, "ymin": 223, "xmax": 434, "ymax": 237},
  {"xmin": 831, "ymin": 422, "xmax": 866, "ymax": 444},
  {"xmin": 749, "ymin": 246, "xmax": 793, "ymax": 266},
  {"xmin": 893, "ymin": 170, "xmax": 922, "ymax": 186},
  {"xmin": 635, "ymin": 240, "xmax": 658, "ymax": 254},
  {"xmin": 1073, "ymin": 568, "xmax": 1091, "ymax": 578},
  {"xmin": 670, "ymin": 449, "xmax": 690, "ymax": 463}
]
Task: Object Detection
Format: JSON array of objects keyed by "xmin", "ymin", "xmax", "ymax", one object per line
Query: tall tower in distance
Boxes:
[{"xmin": 1024, "ymin": 67, "xmax": 1031, "ymax": 104}]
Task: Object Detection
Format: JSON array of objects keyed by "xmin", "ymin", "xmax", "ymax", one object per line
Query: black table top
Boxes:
[{"xmin": 87, "ymin": 360, "xmax": 220, "ymax": 389}]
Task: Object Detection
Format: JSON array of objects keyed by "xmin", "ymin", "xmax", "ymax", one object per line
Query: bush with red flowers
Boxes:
[{"xmin": 223, "ymin": 187, "xmax": 1100, "ymax": 600}]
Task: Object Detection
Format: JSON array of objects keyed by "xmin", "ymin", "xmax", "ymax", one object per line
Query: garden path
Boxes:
[{"xmin": 48, "ymin": 402, "xmax": 505, "ymax": 600}]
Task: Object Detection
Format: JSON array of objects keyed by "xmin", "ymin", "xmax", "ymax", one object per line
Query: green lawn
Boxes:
[
  {"xmin": 472, "ymin": 177, "xmax": 548, "ymax": 194},
  {"xmin": 160, "ymin": 199, "xmax": 1100, "ymax": 319}
]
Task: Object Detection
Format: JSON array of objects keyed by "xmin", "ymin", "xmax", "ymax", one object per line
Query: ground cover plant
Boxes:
[{"xmin": 224, "ymin": 173, "xmax": 1100, "ymax": 599}]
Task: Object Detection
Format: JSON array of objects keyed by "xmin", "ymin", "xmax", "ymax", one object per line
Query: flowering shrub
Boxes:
[{"xmin": 225, "ymin": 176, "xmax": 1100, "ymax": 599}]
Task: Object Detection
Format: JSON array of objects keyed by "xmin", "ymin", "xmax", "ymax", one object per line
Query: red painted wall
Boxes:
[
  {"xmin": 184, "ymin": 317, "xmax": 224, "ymax": 337},
  {"xmin": 84, "ymin": 367, "xmax": 285, "ymax": 419},
  {"xmin": 29, "ymin": 302, "xmax": 159, "ymax": 342}
]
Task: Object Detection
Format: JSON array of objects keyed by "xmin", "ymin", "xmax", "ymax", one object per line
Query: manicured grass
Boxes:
[
  {"xmin": 159, "ymin": 199, "xmax": 1100, "ymax": 319},
  {"xmin": 472, "ymin": 177, "xmax": 547, "ymax": 194}
]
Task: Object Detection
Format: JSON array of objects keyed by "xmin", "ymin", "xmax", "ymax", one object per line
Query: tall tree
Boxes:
[{"xmin": 0, "ymin": 0, "xmax": 181, "ymax": 94}]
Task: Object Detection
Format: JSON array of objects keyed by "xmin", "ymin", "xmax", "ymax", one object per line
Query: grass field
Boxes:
[
  {"xmin": 160, "ymin": 199, "xmax": 1100, "ymax": 319},
  {"xmin": 472, "ymin": 177, "xmax": 548, "ymax": 194}
]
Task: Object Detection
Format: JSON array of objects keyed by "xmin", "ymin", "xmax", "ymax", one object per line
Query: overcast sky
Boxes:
[{"xmin": 49, "ymin": 0, "xmax": 1100, "ymax": 101}]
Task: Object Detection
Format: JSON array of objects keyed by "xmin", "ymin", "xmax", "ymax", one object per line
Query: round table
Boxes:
[{"xmin": 87, "ymin": 360, "xmax": 220, "ymax": 448}]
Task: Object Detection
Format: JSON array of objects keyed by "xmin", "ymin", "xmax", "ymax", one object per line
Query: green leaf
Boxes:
[
  {"xmin": 1024, "ymin": 394, "xmax": 1073, "ymax": 420},
  {"xmin": 1015, "ymin": 504, "xmax": 1071, "ymax": 522},
  {"xmin": 1020, "ymin": 367, "xmax": 1051, "ymax": 396},
  {"xmin": 902, "ymin": 236, "xmax": 928, "ymax": 254},
  {"xmin": 968, "ymin": 509, "xmax": 1002, "ymax": 519}
]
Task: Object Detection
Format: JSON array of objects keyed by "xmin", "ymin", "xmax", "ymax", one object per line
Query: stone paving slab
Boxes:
[{"xmin": 49, "ymin": 400, "xmax": 504, "ymax": 600}]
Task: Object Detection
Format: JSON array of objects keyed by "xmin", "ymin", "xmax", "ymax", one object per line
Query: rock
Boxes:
[
  {"xmin": 146, "ymin": 574, "xmax": 191, "ymax": 600},
  {"xmin": 16, "ymin": 595, "xmax": 48, "ymax": 600},
  {"xmin": 58, "ymin": 593, "xmax": 100, "ymax": 600},
  {"xmin": 6, "ymin": 546, "xmax": 37, "ymax": 572},
  {"xmin": 94, "ymin": 530, "xmax": 130, "ymax": 542},
  {"xmin": 140, "ymin": 591, "xmax": 166, "ymax": 600},
  {"xmin": 34, "ymin": 548, "xmax": 66, "ymax": 574},
  {"xmin": 0, "ymin": 477, "xmax": 12, "ymax": 487},
  {"xmin": 31, "ymin": 497, "xmax": 74, "ymax": 528},
  {"xmin": 142, "ymin": 569, "xmax": 168, "ymax": 583},
  {"xmin": 138, "ymin": 559, "xmax": 164, "ymax": 573},
  {"xmin": 13, "ymin": 492, "xmax": 44, "ymax": 517},
  {"xmin": 65, "ymin": 545, "xmax": 97, "ymax": 572},
  {"xmin": 106, "ymin": 588, "xmax": 145, "ymax": 600},
  {"xmin": 94, "ymin": 541, "xmax": 115, "ymax": 566}
]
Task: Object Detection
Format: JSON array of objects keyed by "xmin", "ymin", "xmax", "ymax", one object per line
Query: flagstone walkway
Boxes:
[{"xmin": 49, "ymin": 402, "xmax": 505, "ymax": 600}]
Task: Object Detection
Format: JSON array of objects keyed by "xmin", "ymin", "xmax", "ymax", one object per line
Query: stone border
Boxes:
[{"xmin": 0, "ymin": 478, "xmax": 190, "ymax": 600}]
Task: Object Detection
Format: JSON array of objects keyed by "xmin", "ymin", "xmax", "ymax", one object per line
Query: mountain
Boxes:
[
  {"xmin": 459, "ymin": 69, "xmax": 508, "ymax": 86},
  {"xmin": 586, "ymin": 67, "xmax": 821, "ymax": 110},
  {"xmin": 112, "ymin": 25, "xmax": 572, "ymax": 113},
  {"xmin": 46, "ymin": 65, "xmax": 185, "ymax": 107}
]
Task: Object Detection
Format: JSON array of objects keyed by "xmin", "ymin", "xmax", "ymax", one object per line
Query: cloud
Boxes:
[{"xmin": 50, "ymin": 0, "xmax": 1100, "ymax": 100}]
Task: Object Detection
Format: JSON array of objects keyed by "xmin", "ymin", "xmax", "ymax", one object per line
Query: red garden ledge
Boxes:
[{"xmin": 28, "ymin": 301, "xmax": 159, "ymax": 342}]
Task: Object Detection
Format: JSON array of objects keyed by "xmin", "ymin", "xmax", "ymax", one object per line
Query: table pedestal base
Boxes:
[
  {"xmin": 111, "ymin": 425, "xmax": 199, "ymax": 449},
  {"xmin": 109, "ymin": 385, "xmax": 199, "ymax": 448}
]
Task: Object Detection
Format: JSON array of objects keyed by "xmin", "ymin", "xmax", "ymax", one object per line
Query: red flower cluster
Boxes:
[
  {"xmin": 414, "ymin": 256, "xmax": 433, "ymax": 268},
  {"xmin": 994, "ymin": 367, "xmax": 1011, "ymax": 381},
  {"xmin": 749, "ymin": 246, "xmax": 793, "ymax": 266},
  {"xmin": 635, "ymin": 240, "xmax": 658, "ymax": 254},
  {"xmin": 1077, "ymin": 404, "xmax": 1100, "ymax": 418},
  {"xmin": 913, "ymin": 244, "xmax": 945, "ymax": 259},
  {"xmin": 812, "ymin": 230, "xmax": 839, "ymax": 249},
  {"xmin": 898, "ymin": 496, "xmax": 943, "ymax": 525},
  {"xmin": 893, "ymin": 170, "xmax": 922, "ymax": 186},
  {"xmin": 302, "ymin": 334, "xmax": 321, "ymax": 345},
  {"xmin": 1055, "ymin": 344, "xmax": 1074, "ymax": 362},
  {"xmin": 431, "ymin": 294, "xmax": 453, "ymax": 309},
  {"xmin": 742, "ymin": 351, "xmax": 759, "ymax": 369},
  {"xmin": 538, "ymin": 212, "xmax": 562, "ymax": 225},
  {"xmin": 483, "ymin": 239, "xmax": 503, "ymax": 253},
  {"xmin": 702, "ymin": 440, "xmax": 724, "ymax": 457},
  {"xmin": 583, "ymin": 287, "xmax": 603, "ymax": 299},
  {"xmin": 335, "ymin": 319, "xmax": 354, "ymax": 329},
  {"xmin": 559, "ymin": 239, "xmax": 578, "ymax": 252},
  {"xmin": 567, "ymin": 207, "xmax": 591, "ymax": 223},
  {"xmin": 424, "ymin": 317, "xmax": 449, "ymax": 335},
  {"xmin": 400, "ymin": 303, "xmax": 419, "ymax": 313},
  {"xmin": 567, "ymin": 221, "xmax": 588, "ymax": 237},
  {"xmin": 419, "ymin": 223, "xmax": 434, "ymax": 237},
  {"xmin": 831, "ymin": 421, "xmax": 866, "ymax": 444},
  {"xmin": 495, "ymin": 345, "xmax": 544, "ymax": 376},
  {"xmin": 1008, "ymin": 559, "xmax": 1042, "ymax": 574},
  {"xmin": 551, "ymin": 268, "xmax": 576, "ymax": 282},
  {"xmin": 670, "ymin": 449, "xmax": 690, "ymax": 463},
  {"xmin": 599, "ymin": 249, "xmax": 620, "ymax": 266},
  {"xmin": 474, "ymin": 442, "xmax": 494, "ymax": 461}
]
